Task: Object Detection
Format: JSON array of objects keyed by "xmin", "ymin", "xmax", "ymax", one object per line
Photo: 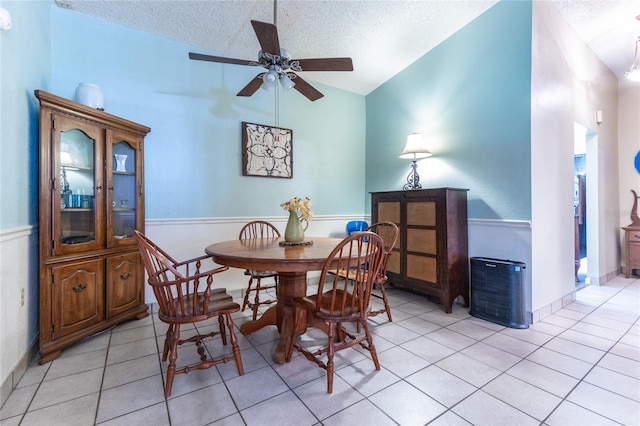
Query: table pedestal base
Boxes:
[{"xmin": 239, "ymin": 271, "xmax": 308, "ymax": 364}]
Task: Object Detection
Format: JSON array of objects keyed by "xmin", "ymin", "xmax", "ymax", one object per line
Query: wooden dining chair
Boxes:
[
  {"xmin": 363, "ymin": 222, "xmax": 399, "ymax": 322},
  {"xmin": 333, "ymin": 222, "xmax": 399, "ymax": 324},
  {"xmin": 285, "ymin": 231, "xmax": 386, "ymax": 393},
  {"xmin": 134, "ymin": 231, "xmax": 244, "ymax": 398},
  {"xmin": 239, "ymin": 221, "xmax": 280, "ymax": 320}
]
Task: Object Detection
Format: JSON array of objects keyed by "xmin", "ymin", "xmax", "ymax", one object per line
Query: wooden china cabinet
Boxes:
[{"xmin": 36, "ymin": 90, "xmax": 150, "ymax": 364}]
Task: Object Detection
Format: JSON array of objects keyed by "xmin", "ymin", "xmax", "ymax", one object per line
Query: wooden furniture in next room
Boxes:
[
  {"xmin": 624, "ymin": 227, "xmax": 640, "ymax": 278},
  {"xmin": 623, "ymin": 190, "xmax": 640, "ymax": 278},
  {"xmin": 36, "ymin": 90, "xmax": 150, "ymax": 363},
  {"xmin": 371, "ymin": 188, "xmax": 469, "ymax": 313}
]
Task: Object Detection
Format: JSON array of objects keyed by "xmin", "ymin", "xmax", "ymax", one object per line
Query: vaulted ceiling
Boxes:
[{"xmin": 58, "ymin": 0, "xmax": 640, "ymax": 95}]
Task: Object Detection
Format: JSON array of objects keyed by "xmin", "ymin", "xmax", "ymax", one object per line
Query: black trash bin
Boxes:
[{"xmin": 470, "ymin": 257, "xmax": 528, "ymax": 329}]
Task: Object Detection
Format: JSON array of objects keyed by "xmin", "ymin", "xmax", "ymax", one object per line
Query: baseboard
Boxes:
[
  {"xmin": 530, "ymin": 290, "xmax": 578, "ymax": 323},
  {"xmin": 0, "ymin": 336, "xmax": 39, "ymax": 408}
]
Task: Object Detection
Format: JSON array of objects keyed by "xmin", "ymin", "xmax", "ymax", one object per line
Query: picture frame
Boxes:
[{"xmin": 242, "ymin": 121, "xmax": 293, "ymax": 178}]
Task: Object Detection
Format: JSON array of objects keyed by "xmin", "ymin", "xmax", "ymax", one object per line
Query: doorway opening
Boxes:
[
  {"xmin": 574, "ymin": 122, "xmax": 600, "ymax": 287},
  {"xmin": 574, "ymin": 144, "xmax": 587, "ymax": 284}
]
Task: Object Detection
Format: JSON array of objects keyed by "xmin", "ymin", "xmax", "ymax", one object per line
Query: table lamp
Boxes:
[{"xmin": 399, "ymin": 133, "xmax": 431, "ymax": 190}]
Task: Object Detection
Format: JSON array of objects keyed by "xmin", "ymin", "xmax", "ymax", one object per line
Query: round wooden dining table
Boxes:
[{"xmin": 205, "ymin": 236, "xmax": 343, "ymax": 363}]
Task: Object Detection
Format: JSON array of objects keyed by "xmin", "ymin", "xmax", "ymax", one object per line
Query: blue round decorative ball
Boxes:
[{"xmin": 636, "ymin": 151, "xmax": 640, "ymax": 175}]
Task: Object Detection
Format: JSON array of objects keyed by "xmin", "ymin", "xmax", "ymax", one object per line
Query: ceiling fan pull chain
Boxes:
[{"xmin": 275, "ymin": 82, "xmax": 280, "ymax": 127}]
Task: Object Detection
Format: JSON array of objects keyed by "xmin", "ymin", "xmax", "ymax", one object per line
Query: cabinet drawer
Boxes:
[
  {"xmin": 378, "ymin": 202, "xmax": 400, "ymax": 224},
  {"xmin": 407, "ymin": 228, "xmax": 437, "ymax": 255},
  {"xmin": 629, "ymin": 242, "xmax": 640, "ymax": 266},
  {"xmin": 406, "ymin": 254, "xmax": 437, "ymax": 283},
  {"xmin": 387, "ymin": 251, "xmax": 401, "ymax": 274},
  {"xmin": 629, "ymin": 231, "xmax": 640, "ymax": 242},
  {"xmin": 407, "ymin": 202, "xmax": 436, "ymax": 226}
]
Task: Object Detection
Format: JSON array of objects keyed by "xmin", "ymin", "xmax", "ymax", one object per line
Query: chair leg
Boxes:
[
  {"xmin": 285, "ymin": 307, "xmax": 305, "ymax": 362},
  {"xmin": 362, "ymin": 321, "xmax": 381, "ymax": 371},
  {"xmin": 378, "ymin": 282, "xmax": 393, "ymax": 322},
  {"xmin": 164, "ymin": 324, "xmax": 181, "ymax": 398},
  {"xmin": 326, "ymin": 323, "xmax": 336, "ymax": 394},
  {"xmin": 218, "ymin": 315, "xmax": 227, "ymax": 345},
  {"xmin": 252, "ymin": 277, "xmax": 262, "ymax": 321},
  {"xmin": 224, "ymin": 313, "xmax": 244, "ymax": 376},
  {"xmin": 242, "ymin": 277, "xmax": 254, "ymax": 313},
  {"xmin": 162, "ymin": 324, "xmax": 175, "ymax": 362}
]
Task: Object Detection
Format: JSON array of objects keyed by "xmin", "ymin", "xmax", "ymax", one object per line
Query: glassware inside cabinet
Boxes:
[
  {"xmin": 59, "ymin": 129, "xmax": 96, "ymax": 245},
  {"xmin": 112, "ymin": 141, "xmax": 136, "ymax": 239}
]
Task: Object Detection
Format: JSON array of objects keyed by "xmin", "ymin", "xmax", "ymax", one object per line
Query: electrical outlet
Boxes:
[
  {"xmin": 54, "ymin": 0, "xmax": 75, "ymax": 10},
  {"xmin": 21, "ymin": 288, "xmax": 25, "ymax": 306}
]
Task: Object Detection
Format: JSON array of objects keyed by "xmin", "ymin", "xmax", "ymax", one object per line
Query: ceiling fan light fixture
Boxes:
[
  {"xmin": 624, "ymin": 19, "xmax": 640, "ymax": 82},
  {"xmin": 280, "ymin": 73, "xmax": 295, "ymax": 90},
  {"xmin": 626, "ymin": 67, "xmax": 640, "ymax": 82},
  {"xmin": 261, "ymin": 69, "xmax": 278, "ymax": 91}
]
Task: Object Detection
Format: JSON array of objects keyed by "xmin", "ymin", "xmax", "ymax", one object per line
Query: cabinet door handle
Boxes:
[
  {"xmin": 120, "ymin": 272, "xmax": 131, "ymax": 280},
  {"xmin": 72, "ymin": 283, "xmax": 88, "ymax": 292}
]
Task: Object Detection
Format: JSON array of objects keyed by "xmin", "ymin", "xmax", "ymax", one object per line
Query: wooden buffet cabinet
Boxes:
[
  {"xmin": 623, "ymin": 190, "xmax": 640, "ymax": 278},
  {"xmin": 623, "ymin": 227, "xmax": 640, "ymax": 278},
  {"xmin": 36, "ymin": 90, "xmax": 150, "ymax": 363},
  {"xmin": 371, "ymin": 188, "xmax": 469, "ymax": 313}
]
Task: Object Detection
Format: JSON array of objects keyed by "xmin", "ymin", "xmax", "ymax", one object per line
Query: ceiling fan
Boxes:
[{"xmin": 188, "ymin": 20, "xmax": 353, "ymax": 101}]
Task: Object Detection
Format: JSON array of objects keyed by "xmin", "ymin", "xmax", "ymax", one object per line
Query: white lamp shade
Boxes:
[
  {"xmin": 0, "ymin": 7, "xmax": 12, "ymax": 30},
  {"xmin": 399, "ymin": 133, "xmax": 432, "ymax": 159},
  {"xmin": 280, "ymin": 73, "xmax": 295, "ymax": 90},
  {"xmin": 261, "ymin": 70, "xmax": 278, "ymax": 91},
  {"xmin": 625, "ymin": 67, "xmax": 640, "ymax": 82}
]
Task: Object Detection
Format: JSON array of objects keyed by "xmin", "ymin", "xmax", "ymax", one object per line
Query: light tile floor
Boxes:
[{"xmin": 1, "ymin": 276, "xmax": 639, "ymax": 425}]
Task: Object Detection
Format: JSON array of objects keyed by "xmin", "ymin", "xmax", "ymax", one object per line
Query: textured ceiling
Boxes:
[{"xmin": 58, "ymin": 0, "xmax": 640, "ymax": 95}]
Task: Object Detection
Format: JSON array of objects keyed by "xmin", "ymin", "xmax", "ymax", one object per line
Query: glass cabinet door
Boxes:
[
  {"xmin": 107, "ymin": 130, "xmax": 143, "ymax": 246},
  {"xmin": 54, "ymin": 116, "xmax": 104, "ymax": 255}
]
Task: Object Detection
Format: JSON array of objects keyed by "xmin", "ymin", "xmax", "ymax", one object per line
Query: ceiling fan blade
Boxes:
[
  {"xmin": 290, "ymin": 58, "xmax": 354, "ymax": 72},
  {"xmin": 289, "ymin": 73, "xmax": 324, "ymax": 101},
  {"xmin": 251, "ymin": 20, "xmax": 280, "ymax": 56},
  {"xmin": 237, "ymin": 74, "xmax": 264, "ymax": 97},
  {"xmin": 189, "ymin": 52, "xmax": 257, "ymax": 66}
]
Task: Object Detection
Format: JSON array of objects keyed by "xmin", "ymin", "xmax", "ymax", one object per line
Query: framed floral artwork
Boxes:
[{"xmin": 242, "ymin": 122, "xmax": 293, "ymax": 178}]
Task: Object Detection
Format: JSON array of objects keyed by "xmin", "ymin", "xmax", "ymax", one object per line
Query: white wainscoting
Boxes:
[
  {"xmin": 467, "ymin": 218, "xmax": 533, "ymax": 321},
  {"xmin": 0, "ymin": 225, "xmax": 39, "ymax": 405}
]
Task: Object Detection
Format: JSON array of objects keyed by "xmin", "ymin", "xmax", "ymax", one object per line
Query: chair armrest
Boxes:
[
  {"xmin": 172, "ymin": 255, "xmax": 229, "ymax": 279},
  {"xmin": 184, "ymin": 265, "xmax": 230, "ymax": 282},
  {"xmin": 172, "ymin": 254, "xmax": 217, "ymax": 268}
]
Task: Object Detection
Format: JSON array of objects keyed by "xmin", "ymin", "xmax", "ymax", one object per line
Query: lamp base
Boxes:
[{"xmin": 403, "ymin": 160, "xmax": 422, "ymax": 190}]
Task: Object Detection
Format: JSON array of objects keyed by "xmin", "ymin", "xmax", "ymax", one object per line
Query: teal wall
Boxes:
[
  {"xmin": 44, "ymin": 7, "xmax": 365, "ymax": 221},
  {"xmin": 365, "ymin": 1, "xmax": 532, "ymax": 220},
  {"xmin": 0, "ymin": 0, "xmax": 50, "ymax": 229},
  {"xmin": 0, "ymin": 0, "xmax": 532, "ymax": 229}
]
